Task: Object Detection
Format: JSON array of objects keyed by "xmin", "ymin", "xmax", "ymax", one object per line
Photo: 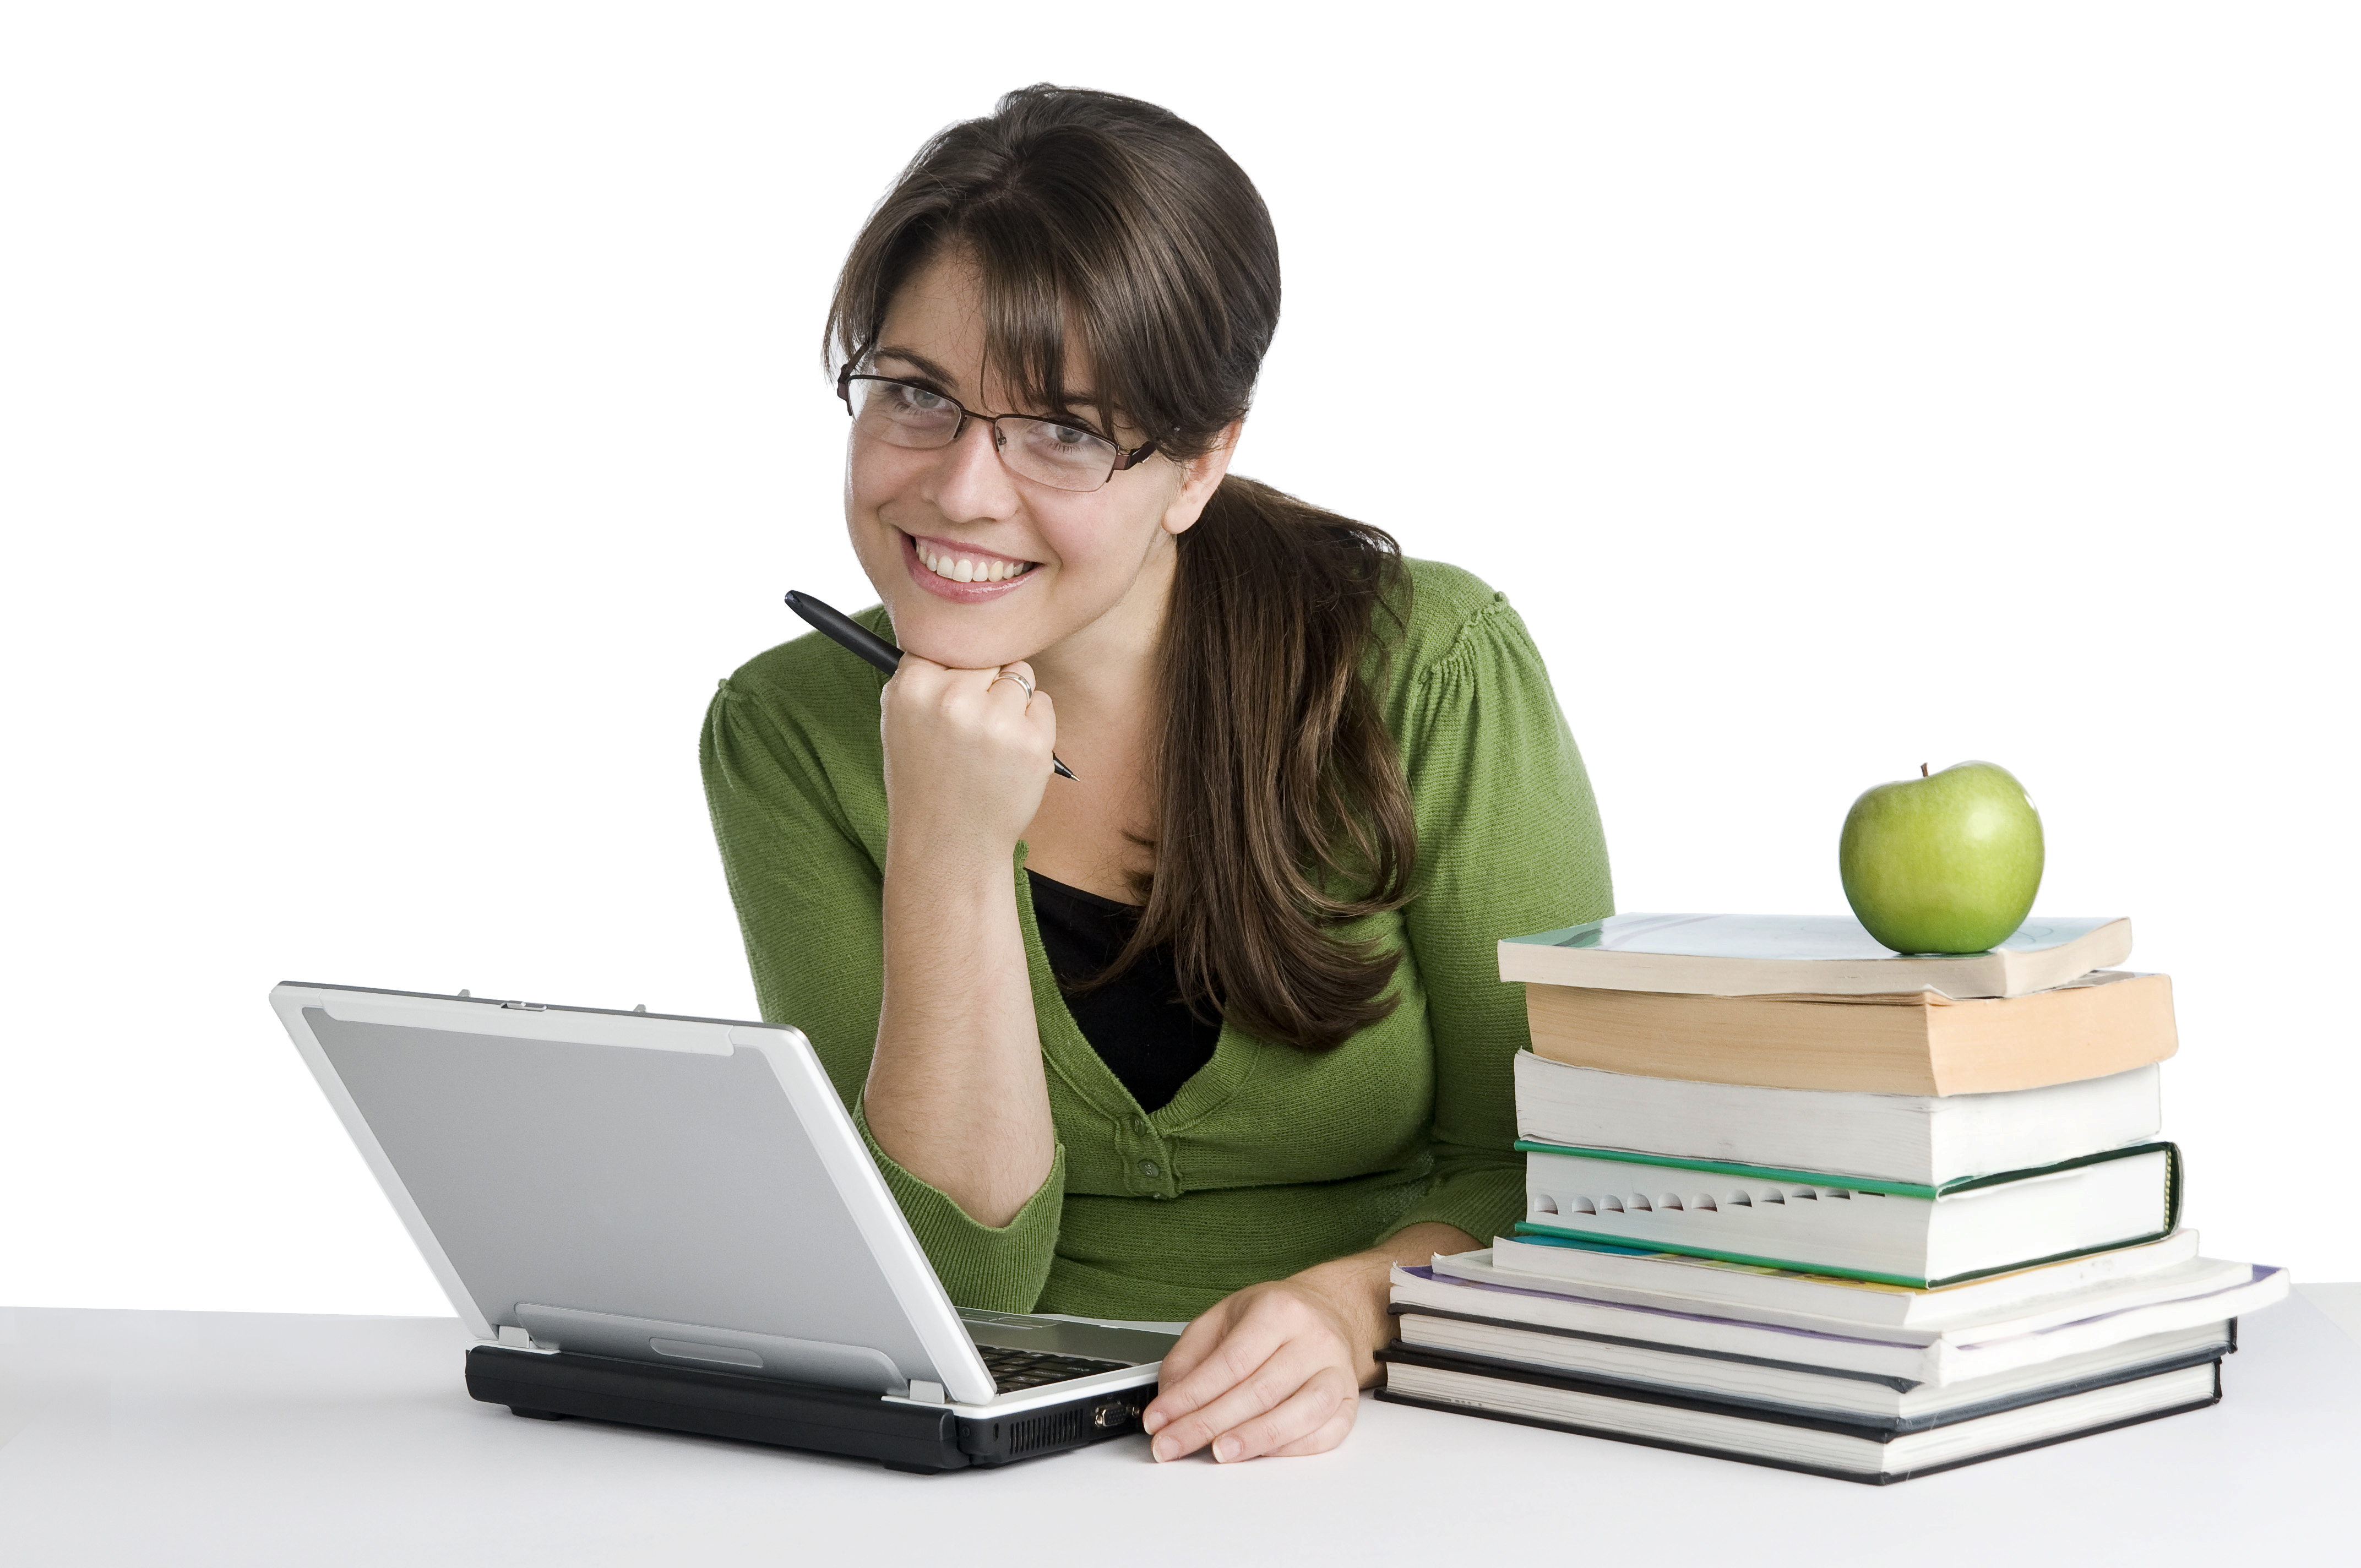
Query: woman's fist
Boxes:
[{"xmin": 878, "ymin": 655, "xmax": 1057, "ymax": 867}]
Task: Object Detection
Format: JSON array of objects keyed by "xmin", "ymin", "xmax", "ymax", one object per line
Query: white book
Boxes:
[
  {"xmin": 1388, "ymin": 1258, "xmax": 2288, "ymax": 1385},
  {"xmin": 1514, "ymin": 1052, "xmax": 2161, "ymax": 1186},
  {"xmin": 1499, "ymin": 913, "xmax": 2131, "ymax": 998},
  {"xmin": 1461, "ymin": 1231, "xmax": 2206, "ymax": 1333},
  {"xmin": 1520, "ymin": 1143, "xmax": 2176, "ymax": 1287}
]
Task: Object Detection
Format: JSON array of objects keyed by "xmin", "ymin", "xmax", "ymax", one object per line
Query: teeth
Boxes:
[{"xmin": 915, "ymin": 540, "xmax": 1030, "ymax": 585}]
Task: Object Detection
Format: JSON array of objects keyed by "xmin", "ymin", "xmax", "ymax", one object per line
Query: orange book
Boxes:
[{"xmin": 1522, "ymin": 971, "xmax": 2177, "ymax": 1095}]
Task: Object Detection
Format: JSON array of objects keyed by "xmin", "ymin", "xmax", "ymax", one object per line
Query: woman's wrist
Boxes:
[
  {"xmin": 883, "ymin": 840, "xmax": 1020, "ymax": 902},
  {"xmin": 1289, "ymin": 1222, "xmax": 1480, "ymax": 1388}
]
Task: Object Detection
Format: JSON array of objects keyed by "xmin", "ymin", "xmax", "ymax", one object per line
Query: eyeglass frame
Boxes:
[{"xmin": 834, "ymin": 352, "xmax": 1160, "ymax": 491}]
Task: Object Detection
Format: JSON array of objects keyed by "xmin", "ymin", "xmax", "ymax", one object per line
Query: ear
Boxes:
[{"xmin": 1158, "ymin": 421, "xmax": 1243, "ymax": 538}]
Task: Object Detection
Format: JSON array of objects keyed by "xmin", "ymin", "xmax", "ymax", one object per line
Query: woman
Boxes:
[{"xmin": 701, "ymin": 85, "xmax": 1611, "ymax": 1463}]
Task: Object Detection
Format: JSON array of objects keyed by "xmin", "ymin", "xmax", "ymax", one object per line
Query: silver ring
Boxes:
[{"xmin": 989, "ymin": 668, "xmax": 1034, "ymax": 701}]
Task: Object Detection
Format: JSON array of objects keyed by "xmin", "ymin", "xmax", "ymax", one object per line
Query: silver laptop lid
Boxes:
[{"xmin": 270, "ymin": 982, "xmax": 998, "ymax": 1405}]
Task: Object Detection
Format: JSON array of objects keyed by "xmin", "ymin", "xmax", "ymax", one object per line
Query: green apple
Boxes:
[{"xmin": 1839, "ymin": 761, "xmax": 2044, "ymax": 954}]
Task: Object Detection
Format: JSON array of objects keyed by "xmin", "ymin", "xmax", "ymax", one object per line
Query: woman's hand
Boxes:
[
  {"xmin": 878, "ymin": 654, "xmax": 1057, "ymax": 866},
  {"xmin": 1140, "ymin": 1221, "xmax": 1478, "ymax": 1463},
  {"xmin": 1141, "ymin": 1277, "xmax": 1362, "ymax": 1463}
]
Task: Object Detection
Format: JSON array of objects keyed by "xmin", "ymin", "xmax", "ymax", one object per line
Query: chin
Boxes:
[{"xmin": 886, "ymin": 605, "xmax": 1041, "ymax": 672}]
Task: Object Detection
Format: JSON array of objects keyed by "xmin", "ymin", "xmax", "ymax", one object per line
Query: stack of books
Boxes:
[{"xmin": 1378, "ymin": 914, "xmax": 2289, "ymax": 1484}]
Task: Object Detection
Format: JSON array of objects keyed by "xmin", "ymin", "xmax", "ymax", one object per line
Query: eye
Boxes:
[
  {"xmin": 890, "ymin": 383, "xmax": 948, "ymax": 413},
  {"xmin": 1012, "ymin": 417, "xmax": 1114, "ymax": 472}
]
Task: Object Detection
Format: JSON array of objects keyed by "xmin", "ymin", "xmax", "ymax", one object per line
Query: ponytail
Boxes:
[{"xmin": 1082, "ymin": 475, "xmax": 1416, "ymax": 1051}]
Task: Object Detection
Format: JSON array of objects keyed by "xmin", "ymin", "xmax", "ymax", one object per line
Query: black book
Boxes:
[{"xmin": 1376, "ymin": 1340, "xmax": 2224, "ymax": 1485}]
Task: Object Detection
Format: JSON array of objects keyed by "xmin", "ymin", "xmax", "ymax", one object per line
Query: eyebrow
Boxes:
[{"xmin": 871, "ymin": 347, "xmax": 1103, "ymax": 423}]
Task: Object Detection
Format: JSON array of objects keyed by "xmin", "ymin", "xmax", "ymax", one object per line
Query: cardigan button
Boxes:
[
  {"xmin": 1128, "ymin": 1115, "xmax": 1148, "ymax": 1135},
  {"xmin": 1138, "ymin": 1159, "xmax": 1160, "ymax": 1179}
]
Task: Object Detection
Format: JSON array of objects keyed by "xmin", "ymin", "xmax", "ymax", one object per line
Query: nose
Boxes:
[{"xmin": 926, "ymin": 414, "xmax": 1024, "ymax": 524}]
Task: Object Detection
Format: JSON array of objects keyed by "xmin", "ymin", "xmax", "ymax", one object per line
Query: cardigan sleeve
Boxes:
[
  {"xmin": 1380, "ymin": 594, "xmax": 1614, "ymax": 1244},
  {"xmin": 700, "ymin": 665, "xmax": 1066, "ymax": 1311}
]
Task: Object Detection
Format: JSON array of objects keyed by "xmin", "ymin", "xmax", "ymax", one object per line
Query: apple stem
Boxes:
[{"xmin": 1921, "ymin": 763, "xmax": 1929, "ymax": 777}]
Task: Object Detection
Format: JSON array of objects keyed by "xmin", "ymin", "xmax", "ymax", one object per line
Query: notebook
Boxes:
[{"xmin": 269, "ymin": 981, "xmax": 1177, "ymax": 1472}]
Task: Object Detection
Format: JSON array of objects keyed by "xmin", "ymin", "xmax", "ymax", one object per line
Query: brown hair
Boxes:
[{"xmin": 826, "ymin": 85, "xmax": 1416, "ymax": 1050}]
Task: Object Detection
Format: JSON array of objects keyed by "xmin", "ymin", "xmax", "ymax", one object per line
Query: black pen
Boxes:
[{"xmin": 785, "ymin": 590, "xmax": 1078, "ymax": 782}]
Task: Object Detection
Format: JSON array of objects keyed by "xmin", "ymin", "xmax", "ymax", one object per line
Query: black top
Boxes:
[{"xmin": 1025, "ymin": 869, "xmax": 1220, "ymax": 1113}]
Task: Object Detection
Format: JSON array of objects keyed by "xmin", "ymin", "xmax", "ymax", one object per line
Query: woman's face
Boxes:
[{"xmin": 844, "ymin": 248, "xmax": 1231, "ymax": 671}]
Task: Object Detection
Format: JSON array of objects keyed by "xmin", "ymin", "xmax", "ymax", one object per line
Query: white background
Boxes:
[{"xmin": 3, "ymin": 3, "xmax": 2354, "ymax": 1314}]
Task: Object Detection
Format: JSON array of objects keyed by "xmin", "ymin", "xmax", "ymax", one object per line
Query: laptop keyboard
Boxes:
[{"xmin": 977, "ymin": 1343, "xmax": 1130, "ymax": 1391}]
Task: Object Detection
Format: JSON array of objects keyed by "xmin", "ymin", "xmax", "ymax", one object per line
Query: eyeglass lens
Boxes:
[{"xmin": 846, "ymin": 377, "xmax": 1119, "ymax": 492}]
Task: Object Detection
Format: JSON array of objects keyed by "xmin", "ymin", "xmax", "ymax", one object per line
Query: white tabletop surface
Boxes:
[{"xmin": 3, "ymin": 1290, "xmax": 2355, "ymax": 1567}]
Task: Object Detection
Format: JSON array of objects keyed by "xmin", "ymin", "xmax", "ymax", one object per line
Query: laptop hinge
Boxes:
[
  {"xmin": 903, "ymin": 1379, "xmax": 945, "ymax": 1404},
  {"xmin": 495, "ymin": 1324, "xmax": 560, "ymax": 1354}
]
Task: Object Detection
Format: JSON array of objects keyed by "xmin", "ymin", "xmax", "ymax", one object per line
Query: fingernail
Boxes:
[
  {"xmin": 1141, "ymin": 1409, "xmax": 1166, "ymax": 1434},
  {"xmin": 1213, "ymin": 1436, "xmax": 1238, "ymax": 1463},
  {"xmin": 1151, "ymin": 1436, "xmax": 1174, "ymax": 1463}
]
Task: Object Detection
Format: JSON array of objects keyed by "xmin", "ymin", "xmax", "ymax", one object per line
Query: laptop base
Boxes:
[{"xmin": 465, "ymin": 1344, "xmax": 1151, "ymax": 1472}]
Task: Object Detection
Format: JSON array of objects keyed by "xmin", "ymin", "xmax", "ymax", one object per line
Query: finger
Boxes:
[
  {"xmin": 1145, "ymin": 1313, "xmax": 1294, "ymax": 1436},
  {"xmin": 976, "ymin": 658, "xmax": 1032, "ymax": 703},
  {"xmin": 879, "ymin": 651, "xmax": 949, "ymax": 703},
  {"xmin": 1261, "ymin": 1393, "xmax": 1360, "ymax": 1459},
  {"xmin": 1149, "ymin": 1337, "xmax": 1330, "ymax": 1462},
  {"xmin": 1140, "ymin": 1308, "xmax": 1242, "ymax": 1433},
  {"xmin": 1205, "ymin": 1365, "xmax": 1357, "ymax": 1464},
  {"xmin": 1148, "ymin": 1306, "xmax": 1230, "ymax": 1388},
  {"xmin": 1156, "ymin": 1342, "xmax": 1334, "ymax": 1461}
]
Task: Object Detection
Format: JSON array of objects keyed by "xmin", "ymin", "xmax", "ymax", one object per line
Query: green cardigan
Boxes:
[{"xmin": 699, "ymin": 558, "xmax": 1612, "ymax": 1321}]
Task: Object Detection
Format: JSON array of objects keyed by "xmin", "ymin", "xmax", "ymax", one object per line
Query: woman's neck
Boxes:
[
  {"xmin": 1016, "ymin": 536, "xmax": 1176, "ymax": 901},
  {"xmin": 1027, "ymin": 533, "xmax": 1174, "ymax": 745}
]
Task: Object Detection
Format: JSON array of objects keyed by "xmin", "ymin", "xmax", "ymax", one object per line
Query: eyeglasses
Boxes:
[{"xmin": 836, "ymin": 363, "xmax": 1158, "ymax": 493}]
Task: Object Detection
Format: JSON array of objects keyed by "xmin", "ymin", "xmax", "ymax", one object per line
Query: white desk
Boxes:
[{"xmin": 3, "ymin": 1293, "xmax": 2355, "ymax": 1566}]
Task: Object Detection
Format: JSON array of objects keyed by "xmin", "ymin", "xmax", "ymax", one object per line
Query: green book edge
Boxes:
[
  {"xmin": 1513, "ymin": 1139, "xmax": 2180, "ymax": 1201},
  {"xmin": 1509, "ymin": 1146, "xmax": 2183, "ymax": 1291}
]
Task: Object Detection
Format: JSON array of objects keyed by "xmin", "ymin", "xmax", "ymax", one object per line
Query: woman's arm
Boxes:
[
  {"xmin": 1141, "ymin": 1221, "xmax": 1477, "ymax": 1462},
  {"xmin": 861, "ymin": 654, "xmax": 1062, "ymax": 1226},
  {"xmin": 701, "ymin": 643, "xmax": 1069, "ymax": 1306}
]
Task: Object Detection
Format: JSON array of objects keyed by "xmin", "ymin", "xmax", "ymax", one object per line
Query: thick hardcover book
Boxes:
[
  {"xmin": 1514, "ymin": 1052, "xmax": 2161, "ymax": 1185},
  {"xmin": 1517, "ymin": 1141, "xmax": 2180, "ymax": 1288},
  {"xmin": 1520, "ymin": 971, "xmax": 2174, "ymax": 1096},
  {"xmin": 1499, "ymin": 913, "xmax": 2131, "ymax": 999},
  {"xmin": 1389, "ymin": 1261, "xmax": 2287, "ymax": 1386},
  {"xmin": 1375, "ymin": 1342, "xmax": 2222, "ymax": 1484}
]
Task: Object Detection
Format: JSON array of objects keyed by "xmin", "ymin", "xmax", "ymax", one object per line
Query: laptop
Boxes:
[{"xmin": 270, "ymin": 981, "xmax": 1178, "ymax": 1471}]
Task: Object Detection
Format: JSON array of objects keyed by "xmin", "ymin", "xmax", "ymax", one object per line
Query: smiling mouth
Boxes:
[{"xmin": 909, "ymin": 536, "xmax": 1039, "ymax": 584}]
